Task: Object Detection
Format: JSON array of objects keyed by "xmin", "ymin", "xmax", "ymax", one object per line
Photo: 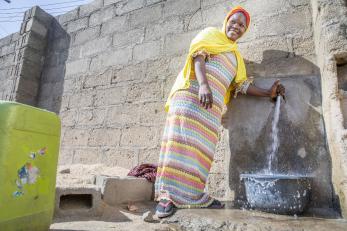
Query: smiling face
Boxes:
[{"xmin": 225, "ymin": 12, "xmax": 247, "ymax": 41}]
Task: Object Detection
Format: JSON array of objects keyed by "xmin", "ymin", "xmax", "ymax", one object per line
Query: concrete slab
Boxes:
[
  {"xmin": 102, "ymin": 176, "xmax": 154, "ymax": 205},
  {"xmin": 50, "ymin": 202, "xmax": 347, "ymax": 231}
]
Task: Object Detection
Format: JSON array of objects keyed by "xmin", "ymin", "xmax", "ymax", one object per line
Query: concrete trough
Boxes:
[{"xmin": 55, "ymin": 185, "xmax": 103, "ymax": 217}]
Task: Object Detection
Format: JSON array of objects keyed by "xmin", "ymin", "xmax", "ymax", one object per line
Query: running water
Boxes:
[{"xmin": 267, "ymin": 96, "xmax": 281, "ymax": 173}]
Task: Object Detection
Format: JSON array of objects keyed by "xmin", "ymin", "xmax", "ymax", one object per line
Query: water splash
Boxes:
[{"xmin": 267, "ymin": 96, "xmax": 281, "ymax": 173}]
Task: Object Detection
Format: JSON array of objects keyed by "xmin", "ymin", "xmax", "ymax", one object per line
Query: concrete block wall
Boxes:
[
  {"xmin": 36, "ymin": 0, "xmax": 316, "ymax": 180},
  {"xmin": 0, "ymin": 33, "xmax": 19, "ymax": 101},
  {"xmin": 0, "ymin": 6, "xmax": 53, "ymax": 106}
]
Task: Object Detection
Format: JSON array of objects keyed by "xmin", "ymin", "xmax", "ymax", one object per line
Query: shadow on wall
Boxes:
[
  {"xmin": 224, "ymin": 50, "xmax": 340, "ymax": 217},
  {"xmin": 37, "ymin": 18, "xmax": 70, "ymax": 114}
]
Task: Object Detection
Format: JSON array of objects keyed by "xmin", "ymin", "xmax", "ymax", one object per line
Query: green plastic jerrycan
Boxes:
[{"xmin": 0, "ymin": 101, "xmax": 61, "ymax": 231}]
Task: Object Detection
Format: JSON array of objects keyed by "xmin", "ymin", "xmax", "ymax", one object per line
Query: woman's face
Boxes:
[{"xmin": 225, "ymin": 12, "xmax": 247, "ymax": 41}]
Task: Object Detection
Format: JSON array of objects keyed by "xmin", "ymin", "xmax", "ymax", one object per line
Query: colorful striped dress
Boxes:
[{"xmin": 155, "ymin": 52, "xmax": 238, "ymax": 208}]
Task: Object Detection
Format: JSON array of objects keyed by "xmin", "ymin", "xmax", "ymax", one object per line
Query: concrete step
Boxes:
[{"xmin": 55, "ymin": 164, "xmax": 154, "ymax": 218}]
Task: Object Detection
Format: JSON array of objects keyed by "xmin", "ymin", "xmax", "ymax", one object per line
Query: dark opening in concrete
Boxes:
[
  {"xmin": 337, "ymin": 59, "xmax": 347, "ymax": 129},
  {"xmin": 59, "ymin": 194, "xmax": 93, "ymax": 210}
]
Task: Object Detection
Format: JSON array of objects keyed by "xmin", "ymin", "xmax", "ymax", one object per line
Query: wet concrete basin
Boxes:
[{"xmin": 240, "ymin": 174, "xmax": 312, "ymax": 215}]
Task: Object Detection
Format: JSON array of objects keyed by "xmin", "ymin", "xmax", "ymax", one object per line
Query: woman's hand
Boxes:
[
  {"xmin": 270, "ymin": 80, "xmax": 286, "ymax": 101},
  {"xmin": 199, "ymin": 83, "xmax": 213, "ymax": 109}
]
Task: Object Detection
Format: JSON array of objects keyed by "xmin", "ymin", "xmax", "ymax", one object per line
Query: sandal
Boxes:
[
  {"xmin": 155, "ymin": 199, "xmax": 175, "ymax": 218},
  {"xmin": 207, "ymin": 199, "xmax": 225, "ymax": 209}
]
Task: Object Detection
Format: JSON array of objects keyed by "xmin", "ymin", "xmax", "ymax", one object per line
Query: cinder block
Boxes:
[
  {"xmin": 25, "ymin": 18, "xmax": 48, "ymax": 37},
  {"xmin": 112, "ymin": 28, "xmax": 144, "ymax": 48},
  {"xmin": 120, "ymin": 126, "xmax": 158, "ymax": 148},
  {"xmin": 101, "ymin": 176, "xmax": 153, "ymax": 205},
  {"xmin": 115, "ymin": 0, "xmax": 145, "ymax": 16},
  {"xmin": 80, "ymin": 36, "xmax": 112, "ymax": 57},
  {"xmin": 133, "ymin": 40, "xmax": 162, "ymax": 62},
  {"xmin": 0, "ymin": 34, "xmax": 12, "ymax": 47},
  {"xmin": 79, "ymin": 0, "xmax": 103, "ymax": 17},
  {"xmin": 65, "ymin": 58, "xmax": 90, "ymax": 76},
  {"xmin": 89, "ymin": 48, "xmax": 132, "ymax": 70},
  {"xmin": 163, "ymin": 30, "xmax": 198, "ymax": 56},
  {"xmin": 58, "ymin": 8, "xmax": 79, "ymax": 25},
  {"xmin": 129, "ymin": 4, "xmax": 162, "ymax": 27},
  {"xmin": 104, "ymin": 0, "xmax": 123, "ymax": 6},
  {"xmin": 29, "ymin": 6, "xmax": 53, "ymax": 27},
  {"xmin": 74, "ymin": 26, "xmax": 100, "ymax": 45},
  {"xmin": 89, "ymin": 6, "xmax": 114, "ymax": 26},
  {"xmin": 163, "ymin": 0, "xmax": 200, "ymax": 18},
  {"xmin": 55, "ymin": 185, "xmax": 103, "ymax": 218},
  {"xmin": 100, "ymin": 15, "xmax": 128, "ymax": 36},
  {"xmin": 67, "ymin": 17, "xmax": 88, "ymax": 33}
]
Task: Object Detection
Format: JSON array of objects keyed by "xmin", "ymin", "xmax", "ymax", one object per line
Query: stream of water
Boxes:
[{"xmin": 267, "ymin": 96, "xmax": 281, "ymax": 173}]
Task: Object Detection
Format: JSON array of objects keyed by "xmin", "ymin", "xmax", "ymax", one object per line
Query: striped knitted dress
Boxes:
[{"xmin": 155, "ymin": 52, "xmax": 237, "ymax": 208}]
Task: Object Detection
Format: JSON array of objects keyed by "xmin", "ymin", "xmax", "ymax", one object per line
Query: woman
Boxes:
[{"xmin": 154, "ymin": 6, "xmax": 285, "ymax": 218}]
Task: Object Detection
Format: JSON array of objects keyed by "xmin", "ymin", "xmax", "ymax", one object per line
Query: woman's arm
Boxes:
[
  {"xmin": 194, "ymin": 55, "xmax": 213, "ymax": 109},
  {"xmin": 246, "ymin": 80, "xmax": 285, "ymax": 100},
  {"xmin": 246, "ymin": 85, "xmax": 271, "ymax": 97}
]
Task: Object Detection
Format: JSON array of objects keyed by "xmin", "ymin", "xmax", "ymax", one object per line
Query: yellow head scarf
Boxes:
[{"xmin": 165, "ymin": 6, "xmax": 250, "ymax": 112}]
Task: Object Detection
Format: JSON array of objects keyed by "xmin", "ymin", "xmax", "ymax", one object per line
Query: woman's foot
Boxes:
[
  {"xmin": 207, "ymin": 199, "xmax": 225, "ymax": 209},
  {"xmin": 155, "ymin": 199, "xmax": 175, "ymax": 218}
]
